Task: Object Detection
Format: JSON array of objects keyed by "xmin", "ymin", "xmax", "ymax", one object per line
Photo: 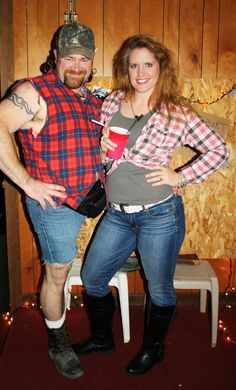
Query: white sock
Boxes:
[{"xmin": 45, "ymin": 309, "xmax": 66, "ymax": 329}]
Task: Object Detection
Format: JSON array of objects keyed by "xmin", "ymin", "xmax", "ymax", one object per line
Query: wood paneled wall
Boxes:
[
  {"xmin": 1, "ymin": 0, "xmax": 236, "ymax": 307},
  {"xmin": 12, "ymin": 0, "xmax": 236, "ymax": 79}
]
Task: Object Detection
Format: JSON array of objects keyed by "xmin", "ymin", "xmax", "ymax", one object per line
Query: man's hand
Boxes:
[{"xmin": 23, "ymin": 177, "xmax": 67, "ymax": 209}]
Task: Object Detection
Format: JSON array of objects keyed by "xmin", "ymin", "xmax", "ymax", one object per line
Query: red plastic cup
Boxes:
[{"xmin": 107, "ymin": 127, "xmax": 130, "ymax": 159}]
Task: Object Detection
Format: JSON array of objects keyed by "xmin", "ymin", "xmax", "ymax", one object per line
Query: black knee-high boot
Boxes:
[
  {"xmin": 73, "ymin": 292, "xmax": 115, "ymax": 354},
  {"xmin": 126, "ymin": 304, "xmax": 176, "ymax": 375}
]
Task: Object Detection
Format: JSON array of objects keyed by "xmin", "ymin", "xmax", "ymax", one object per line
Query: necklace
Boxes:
[{"xmin": 130, "ymin": 99, "xmax": 144, "ymax": 121}]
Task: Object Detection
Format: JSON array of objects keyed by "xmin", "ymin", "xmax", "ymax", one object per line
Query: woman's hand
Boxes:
[
  {"xmin": 145, "ymin": 164, "xmax": 182, "ymax": 187},
  {"xmin": 100, "ymin": 126, "xmax": 117, "ymax": 156}
]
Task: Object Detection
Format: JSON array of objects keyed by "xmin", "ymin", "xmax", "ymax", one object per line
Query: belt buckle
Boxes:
[{"xmin": 120, "ymin": 203, "xmax": 129, "ymax": 212}]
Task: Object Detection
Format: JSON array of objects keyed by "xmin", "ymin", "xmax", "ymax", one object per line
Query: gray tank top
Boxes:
[{"xmin": 106, "ymin": 110, "xmax": 173, "ymax": 205}]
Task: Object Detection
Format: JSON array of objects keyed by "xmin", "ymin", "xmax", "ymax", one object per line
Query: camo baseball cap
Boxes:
[{"xmin": 57, "ymin": 22, "xmax": 95, "ymax": 59}]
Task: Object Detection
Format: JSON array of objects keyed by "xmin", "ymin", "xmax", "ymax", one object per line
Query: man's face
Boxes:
[{"xmin": 56, "ymin": 52, "xmax": 93, "ymax": 90}]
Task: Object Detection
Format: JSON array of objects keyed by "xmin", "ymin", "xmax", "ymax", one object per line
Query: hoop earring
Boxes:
[{"xmin": 85, "ymin": 68, "xmax": 97, "ymax": 83}]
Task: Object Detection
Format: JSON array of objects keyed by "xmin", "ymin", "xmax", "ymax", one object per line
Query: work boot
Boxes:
[
  {"xmin": 73, "ymin": 292, "xmax": 115, "ymax": 355},
  {"xmin": 48, "ymin": 322, "xmax": 84, "ymax": 379},
  {"xmin": 127, "ymin": 304, "xmax": 175, "ymax": 375}
]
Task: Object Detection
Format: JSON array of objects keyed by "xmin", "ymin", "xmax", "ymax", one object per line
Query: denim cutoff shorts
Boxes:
[{"xmin": 25, "ymin": 198, "xmax": 85, "ymax": 264}]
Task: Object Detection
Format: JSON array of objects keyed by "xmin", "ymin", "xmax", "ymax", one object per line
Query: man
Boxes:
[{"xmin": 0, "ymin": 22, "xmax": 103, "ymax": 379}]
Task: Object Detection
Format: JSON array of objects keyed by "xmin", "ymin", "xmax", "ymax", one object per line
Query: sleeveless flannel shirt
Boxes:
[{"xmin": 18, "ymin": 69, "xmax": 104, "ymax": 209}]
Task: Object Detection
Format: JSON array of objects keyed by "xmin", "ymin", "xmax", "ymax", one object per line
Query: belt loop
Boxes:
[{"xmin": 120, "ymin": 203, "xmax": 129, "ymax": 212}]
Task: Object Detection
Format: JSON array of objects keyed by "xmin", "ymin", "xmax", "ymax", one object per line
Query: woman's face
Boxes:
[{"xmin": 128, "ymin": 47, "xmax": 160, "ymax": 95}]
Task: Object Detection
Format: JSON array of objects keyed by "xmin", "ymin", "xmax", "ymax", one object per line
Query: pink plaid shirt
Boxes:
[{"xmin": 101, "ymin": 90, "xmax": 229, "ymax": 184}]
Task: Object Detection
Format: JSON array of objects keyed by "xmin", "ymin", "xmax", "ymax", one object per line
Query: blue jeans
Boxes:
[
  {"xmin": 82, "ymin": 195, "xmax": 185, "ymax": 306},
  {"xmin": 26, "ymin": 198, "xmax": 85, "ymax": 264}
]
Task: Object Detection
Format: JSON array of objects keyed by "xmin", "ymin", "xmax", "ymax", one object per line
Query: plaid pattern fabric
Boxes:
[
  {"xmin": 101, "ymin": 91, "xmax": 229, "ymax": 183},
  {"xmin": 18, "ymin": 70, "xmax": 103, "ymax": 208}
]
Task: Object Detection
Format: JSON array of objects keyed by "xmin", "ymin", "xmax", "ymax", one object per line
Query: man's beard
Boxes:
[{"xmin": 64, "ymin": 70, "xmax": 87, "ymax": 90}]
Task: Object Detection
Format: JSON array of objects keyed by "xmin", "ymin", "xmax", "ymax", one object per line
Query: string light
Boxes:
[
  {"xmin": 188, "ymin": 84, "xmax": 236, "ymax": 105},
  {"xmin": 218, "ymin": 258, "xmax": 236, "ymax": 345},
  {"xmin": 222, "ymin": 258, "xmax": 235, "ymax": 305},
  {"xmin": 0, "ymin": 302, "xmax": 43, "ymax": 355},
  {"xmin": 218, "ymin": 318, "xmax": 236, "ymax": 345},
  {"xmin": 0, "ymin": 295, "xmax": 82, "ymax": 343},
  {"xmin": 66, "ymin": 290, "xmax": 83, "ymax": 309},
  {"xmin": 1, "ymin": 260, "xmax": 235, "ymax": 350},
  {"xmin": 2, "ymin": 312, "xmax": 13, "ymax": 326}
]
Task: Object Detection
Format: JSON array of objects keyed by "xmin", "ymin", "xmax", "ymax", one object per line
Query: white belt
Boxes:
[
  {"xmin": 109, "ymin": 202, "xmax": 156, "ymax": 214},
  {"xmin": 109, "ymin": 195, "xmax": 174, "ymax": 214}
]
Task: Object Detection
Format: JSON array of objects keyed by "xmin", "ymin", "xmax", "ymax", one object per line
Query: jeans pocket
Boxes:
[{"xmin": 147, "ymin": 203, "xmax": 175, "ymax": 219}]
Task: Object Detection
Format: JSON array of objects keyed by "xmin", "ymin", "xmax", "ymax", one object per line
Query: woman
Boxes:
[{"xmin": 73, "ymin": 35, "xmax": 229, "ymax": 375}]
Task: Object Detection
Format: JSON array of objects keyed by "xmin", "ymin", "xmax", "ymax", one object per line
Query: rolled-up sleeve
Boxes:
[{"xmin": 180, "ymin": 111, "xmax": 230, "ymax": 183}]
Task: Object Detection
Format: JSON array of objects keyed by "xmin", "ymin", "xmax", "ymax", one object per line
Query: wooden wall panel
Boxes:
[
  {"xmin": 27, "ymin": 0, "xmax": 59, "ymax": 76},
  {"xmin": 19, "ymin": 203, "xmax": 38, "ymax": 293},
  {"xmin": 202, "ymin": 0, "xmax": 219, "ymax": 77},
  {"xmin": 140, "ymin": 0, "xmax": 164, "ymax": 40},
  {"xmin": 104, "ymin": 0, "xmax": 139, "ymax": 76},
  {"xmin": 13, "ymin": 0, "xmax": 28, "ymax": 79},
  {"xmin": 12, "ymin": 0, "xmax": 41, "ymax": 296},
  {"xmin": 163, "ymin": 0, "xmax": 180, "ymax": 67},
  {"xmin": 59, "ymin": 0, "xmax": 67, "ymax": 24},
  {"xmin": 179, "ymin": 0, "xmax": 203, "ymax": 78},
  {"xmin": 218, "ymin": 0, "xmax": 236, "ymax": 78},
  {"xmin": 0, "ymin": 1, "xmax": 15, "ymax": 92}
]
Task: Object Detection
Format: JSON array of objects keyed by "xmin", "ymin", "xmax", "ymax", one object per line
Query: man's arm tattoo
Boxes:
[{"xmin": 7, "ymin": 92, "xmax": 35, "ymax": 116}]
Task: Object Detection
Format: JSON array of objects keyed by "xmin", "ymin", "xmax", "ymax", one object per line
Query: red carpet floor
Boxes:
[{"xmin": 0, "ymin": 304, "xmax": 235, "ymax": 390}]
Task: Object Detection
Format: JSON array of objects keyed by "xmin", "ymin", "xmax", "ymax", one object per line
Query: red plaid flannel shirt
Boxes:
[{"xmin": 18, "ymin": 70, "xmax": 104, "ymax": 208}]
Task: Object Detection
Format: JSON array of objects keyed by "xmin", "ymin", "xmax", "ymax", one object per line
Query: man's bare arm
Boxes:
[
  {"xmin": 7, "ymin": 92, "xmax": 35, "ymax": 116},
  {"xmin": 0, "ymin": 81, "xmax": 66, "ymax": 209}
]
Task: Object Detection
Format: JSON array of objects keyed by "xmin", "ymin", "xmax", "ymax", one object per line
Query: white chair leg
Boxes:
[
  {"xmin": 116, "ymin": 273, "xmax": 130, "ymax": 343},
  {"xmin": 200, "ymin": 289, "xmax": 207, "ymax": 313},
  {"xmin": 211, "ymin": 278, "xmax": 219, "ymax": 348}
]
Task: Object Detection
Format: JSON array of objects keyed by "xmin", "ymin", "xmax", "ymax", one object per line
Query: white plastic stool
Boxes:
[
  {"xmin": 174, "ymin": 260, "xmax": 219, "ymax": 347},
  {"xmin": 64, "ymin": 259, "xmax": 130, "ymax": 343}
]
